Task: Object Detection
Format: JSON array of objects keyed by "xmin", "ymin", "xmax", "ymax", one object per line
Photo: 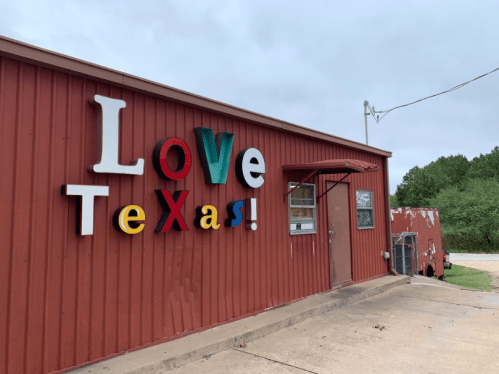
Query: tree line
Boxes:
[{"xmin": 391, "ymin": 146, "xmax": 499, "ymax": 251}]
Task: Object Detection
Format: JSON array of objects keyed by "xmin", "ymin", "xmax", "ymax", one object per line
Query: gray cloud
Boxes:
[{"xmin": 1, "ymin": 0, "xmax": 499, "ymax": 193}]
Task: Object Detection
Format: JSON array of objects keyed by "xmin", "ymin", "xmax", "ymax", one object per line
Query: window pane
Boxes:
[
  {"xmin": 290, "ymin": 184, "xmax": 314, "ymax": 198},
  {"xmin": 290, "ymin": 197, "xmax": 315, "ymax": 206},
  {"xmin": 290, "ymin": 207, "xmax": 314, "ymax": 220},
  {"xmin": 290, "ymin": 184, "xmax": 315, "ymax": 206},
  {"xmin": 289, "ymin": 183, "xmax": 316, "ymax": 234},
  {"xmin": 356, "ymin": 190, "xmax": 372, "ymax": 208},
  {"xmin": 357, "ymin": 209, "xmax": 373, "ymax": 228}
]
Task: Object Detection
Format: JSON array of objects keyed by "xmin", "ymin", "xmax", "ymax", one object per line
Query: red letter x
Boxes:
[{"xmin": 155, "ymin": 190, "xmax": 189, "ymax": 232}]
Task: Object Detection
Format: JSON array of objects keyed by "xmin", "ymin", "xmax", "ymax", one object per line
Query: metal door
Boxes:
[
  {"xmin": 393, "ymin": 233, "xmax": 418, "ymax": 276},
  {"xmin": 326, "ymin": 182, "xmax": 352, "ymax": 287}
]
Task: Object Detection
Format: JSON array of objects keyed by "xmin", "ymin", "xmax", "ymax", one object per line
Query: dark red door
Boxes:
[{"xmin": 326, "ymin": 182, "xmax": 352, "ymax": 287}]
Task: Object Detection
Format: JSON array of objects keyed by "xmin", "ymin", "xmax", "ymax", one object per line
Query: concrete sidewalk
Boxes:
[
  {"xmin": 170, "ymin": 277, "xmax": 499, "ymax": 374},
  {"xmin": 69, "ymin": 275, "xmax": 410, "ymax": 374}
]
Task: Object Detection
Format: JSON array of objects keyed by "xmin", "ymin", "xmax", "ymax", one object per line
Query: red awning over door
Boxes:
[
  {"xmin": 282, "ymin": 159, "xmax": 379, "ymax": 201},
  {"xmin": 282, "ymin": 159, "xmax": 379, "ymax": 174}
]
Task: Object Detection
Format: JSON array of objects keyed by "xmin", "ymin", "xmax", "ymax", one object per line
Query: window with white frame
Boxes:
[
  {"xmin": 356, "ymin": 190, "xmax": 374, "ymax": 229},
  {"xmin": 289, "ymin": 182, "xmax": 316, "ymax": 234}
]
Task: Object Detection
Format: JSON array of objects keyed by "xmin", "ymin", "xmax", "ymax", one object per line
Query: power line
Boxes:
[{"xmin": 367, "ymin": 65, "xmax": 499, "ymax": 123}]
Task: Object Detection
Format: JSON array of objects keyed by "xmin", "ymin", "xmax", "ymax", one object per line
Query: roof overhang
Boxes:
[
  {"xmin": 282, "ymin": 159, "xmax": 379, "ymax": 175},
  {"xmin": 282, "ymin": 159, "xmax": 379, "ymax": 202}
]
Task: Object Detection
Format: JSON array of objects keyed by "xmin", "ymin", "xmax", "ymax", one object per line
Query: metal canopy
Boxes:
[
  {"xmin": 282, "ymin": 159, "xmax": 379, "ymax": 202},
  {"xmin": 282, "ymin": 159, "xmax": 379, "ymax": 175}
]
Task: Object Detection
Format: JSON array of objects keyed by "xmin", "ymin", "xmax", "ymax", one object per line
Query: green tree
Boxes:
[
  {"xmin": 430, "ymin": 178, "xmax": 499, "ymax": 245},
  {"xmin": 395, "ymin": 166, "xmax": 439, "ymax": 207},
  {"xmin": 468, "ymin": 146, "xmax": 499, "ymax": 180},
  {"xmin": 395, "ymin": 154, "xmax": 469, "ymax": 208},
  {"xmin": 425, "ymin": 154, "xmax": 469, "ymax": 190},
  {"xmin": 390, "ymin": 194, "xmax": 399, "ymax": 208}
]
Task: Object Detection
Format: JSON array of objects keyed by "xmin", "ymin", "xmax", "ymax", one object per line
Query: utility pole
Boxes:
[
  {"xmin": 364, "ymin": 100, "xmax": 368, "ymax": 145},
  {"xmin": 364, "ymin": 100, "xmax": 380, "ymax": 145}
]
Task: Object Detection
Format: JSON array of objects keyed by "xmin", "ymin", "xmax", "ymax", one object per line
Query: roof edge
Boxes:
[{"xmin": 0, "ymin": 35, "xmax": 391, "ymax": 157}]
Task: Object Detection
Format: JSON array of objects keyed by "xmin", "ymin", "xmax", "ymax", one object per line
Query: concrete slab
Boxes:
[
  {"xmin": 68, "ymin": 275, "xmax": 409, "ymax": 374},
  {"xmin": 411, "ymin": 274, "xmax": 465, "ymax": 290},
  {"xmin": 171, "ymin": 277, "xmax": 499, "ymax": 374}
]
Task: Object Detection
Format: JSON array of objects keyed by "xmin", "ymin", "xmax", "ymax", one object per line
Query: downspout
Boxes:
[{"xmin": 383, "ymin": 157, "xmax": 398, "ymax": 276}]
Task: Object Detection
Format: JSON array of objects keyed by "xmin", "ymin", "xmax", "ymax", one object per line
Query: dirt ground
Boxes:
[{"xmin": 451, "ymin": 260, "xmax": 499, "ymax": 273}]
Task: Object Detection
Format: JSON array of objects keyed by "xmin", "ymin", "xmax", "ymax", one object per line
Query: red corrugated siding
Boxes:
[{"xmin": 0, "ymin": 57, "xmax": 390, "ymax": 374}]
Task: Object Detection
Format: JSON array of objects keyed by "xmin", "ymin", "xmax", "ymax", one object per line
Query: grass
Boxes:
[{"xmin": 444, "ymin": 264, "xmax": 494, "ymax": 291}]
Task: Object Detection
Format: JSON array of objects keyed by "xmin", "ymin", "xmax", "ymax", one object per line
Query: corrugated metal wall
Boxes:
[{"xmin": 0, "ymin": 57, "xmax": 389, "ymax": 374}]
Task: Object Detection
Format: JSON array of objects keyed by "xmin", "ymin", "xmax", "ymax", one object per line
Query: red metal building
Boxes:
[
  {"xmin": 391, "ymin": 207, "xmax": 444, "ymax": 278},
  {"xmin": 0, "ymin": 36, "xmax": 395, "ymax": 374}
]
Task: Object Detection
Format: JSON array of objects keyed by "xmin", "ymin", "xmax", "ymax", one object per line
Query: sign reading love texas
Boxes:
[{"xmin": 62, "ymin": 95, "xmax": 266, "ymax": 236}]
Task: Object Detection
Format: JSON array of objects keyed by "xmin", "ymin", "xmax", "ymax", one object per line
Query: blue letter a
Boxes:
[{"xmin": 194, "ymin": 127, "xmax": 234, "ymax": 184}]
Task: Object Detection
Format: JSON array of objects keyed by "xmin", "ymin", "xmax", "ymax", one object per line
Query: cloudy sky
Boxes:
[{"xmin": 2, "ymin": 0, "xmax": 499, "ymax": 193}]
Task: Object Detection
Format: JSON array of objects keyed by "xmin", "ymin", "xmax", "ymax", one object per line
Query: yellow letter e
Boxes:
[{"xmin": 114, "ymin": 205, "xmax": 146, "ymax": 234}]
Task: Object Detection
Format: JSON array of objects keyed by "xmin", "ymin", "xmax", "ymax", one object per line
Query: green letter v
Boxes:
[{"xmin": 194, "ymin": 127, "xmax": 235, "ymax": 184}]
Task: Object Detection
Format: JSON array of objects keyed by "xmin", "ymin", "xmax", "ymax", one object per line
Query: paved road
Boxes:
[
  {"xmin": 449, "ymin": 253, "xmax": 499, "ymax": 261},
  {"xmin": 169, "ymin": 278, "xmax": 499, "ymax": 374}
]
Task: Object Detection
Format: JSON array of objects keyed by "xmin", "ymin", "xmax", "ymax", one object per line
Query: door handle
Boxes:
[{"xmin": 329, "ymin": 230, "xmax": 334, "ymax": 235}]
